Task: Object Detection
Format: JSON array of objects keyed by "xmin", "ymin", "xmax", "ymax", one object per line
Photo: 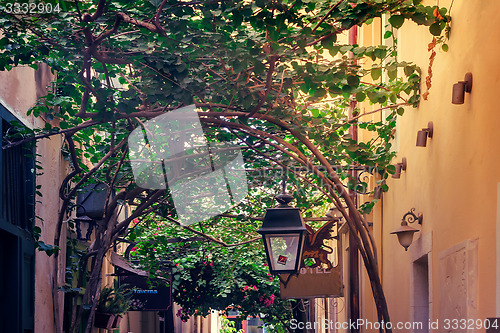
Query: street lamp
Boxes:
[
  {"xmin": 390, "ymin": 208, "xmax": 423, "ymax": 251},
  {"xmin": 75, "ymin": 216, "xmax": 95, "ymax": 241},
  {"xmin": 258, "ymin": 193, "xmax": 308, "ymax": 275},
  {"xmin": 74, "ymin": 183, "xmax": 108, "ymax": 242}
]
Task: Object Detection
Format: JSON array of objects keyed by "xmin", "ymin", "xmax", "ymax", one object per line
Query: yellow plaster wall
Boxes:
[
  {"xmin": 0, "ymin": 65, "xmax": 66, "ymax": 333},
  {"xmin": 369, "ymin": 0, "xmax": 500, "ymax": 329}
]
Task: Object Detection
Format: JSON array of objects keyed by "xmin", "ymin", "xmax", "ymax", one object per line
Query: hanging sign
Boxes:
[
  {"xmin": 119, "ymin": 273, "xmax": 171, "ymax": 311},
  {"xmin": 112, "ymin": 253, "xmax": 171, "ymax": 311},
  {"xmin": 279, "ymin": 221, "xmax": 343, "ymax": 299}
]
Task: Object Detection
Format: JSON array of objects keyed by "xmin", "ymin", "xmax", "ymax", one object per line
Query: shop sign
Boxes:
[
  {"xmin": 119, "ymin": 273, "xmax": 171, "ymax": 311},
  {"xmin": 279, "ymin": 221, "xmax": 343, "ymax": 298}
]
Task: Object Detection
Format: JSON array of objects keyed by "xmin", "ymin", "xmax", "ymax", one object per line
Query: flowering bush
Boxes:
[{"xmin": 127, "ymin": 215, "xmax": 293, "ymax": 331}]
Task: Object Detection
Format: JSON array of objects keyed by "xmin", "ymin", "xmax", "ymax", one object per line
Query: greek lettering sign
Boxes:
[
  {"xmin": 279, "ymin": 221, "xmax": 343, "ymax": 299},
  {"xmin": 119, "ymin": 273, "xmax": 171, "ymax": 311}
]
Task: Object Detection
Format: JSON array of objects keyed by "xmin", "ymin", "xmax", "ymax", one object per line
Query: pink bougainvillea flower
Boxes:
[
  {"xmin": 131, "ymin": 247, "xmax": 137, "ymax": 252},
  {"xmin": 253, "ymin": 286, "xmax": 257, "ymax": 291}
]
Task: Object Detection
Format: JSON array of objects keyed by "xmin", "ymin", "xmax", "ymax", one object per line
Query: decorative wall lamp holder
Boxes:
[
  {"xmin": 75, "ymin": 215, "xmax": 96, "ymax": 241},
  {"xmin": 452, "ymin": 72, "xmax": 473, "ymax": 104},
  {"xmin": 390, "ymin": 208, "xmax": 423, "ymax": 251},
  {"xmin": 416, "ymin": 122, "xmax": 434, "ymax": 147},
  {"xmin": 392, "ymin": 157, "xmax": 407, "ymax": 179}
]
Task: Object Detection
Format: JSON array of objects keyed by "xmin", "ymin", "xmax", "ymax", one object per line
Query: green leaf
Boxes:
[
  {"xmin": 253, "ymin": 61, "xmax": 265, "ymax": 74},
  {"xmin": 371, "ymin": 68, "xmax": 382, "ymax": 80},
  {"xmin": 313, "ymin": 88, "xmax": 326, "ymax": 98},
  {"xmin": 384, "ymin": 31, "xmax": 393, "ymax": 39},
  {"xmin": 429, "ymin": 22, "xmax": 442, "ymax": 36},
  {"xmin": 373, "ymin": 47, "xmax": 387, "ymax": 59},
  {"xmin": 321, "ymin": 34, "xmax": 337, "ymax": 47},
  {"xmin": 389, "ymin": 15, "xmax": 405, "ymax": 29},
  {"xmin": 410, "ymin": 12, "xmax": 427, "ymax": 25},
  {"xmin": 339, "ymin": 45, "xmax": 352, "ymax": 54},
  {"xmin": 387, "ymin": 64, "xmax": 397, "ymax": 80},
  {"xmin": 404, "ymin": 65, "xmax": 414, "ymax": 76},
  {"xmin": 442, "ymin": 44, "xmax": 449, "ymax": 52},
  {"xmin": 328, "ymin": 45, "xmax": 340, "ymax": 57},
  {"xmin": 356, "ymin": 92, "xmax": 366, "ymax": 102},
  {"xmin": 347, "ymin": 76, "xmax": 360, "ymax": 87}
]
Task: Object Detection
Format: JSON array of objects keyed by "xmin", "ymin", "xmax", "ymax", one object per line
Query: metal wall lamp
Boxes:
[
  {"xmin": 452, "ymin": 72, "xmax": 473, "ymax": 104},
  {"xmin": 416, "ymin": 122, "xmax": 434, "ymax": 147},
  {"xmin": 392, "ymin": 157, "xmax": 407, "ymax": 179},
  {"xmin": 75, "ymin": 216, "xmax": 96, "ymax": 241},
  {"xmin": 390, "ymin": 208, "xmax": 423, "ymax": 251}
]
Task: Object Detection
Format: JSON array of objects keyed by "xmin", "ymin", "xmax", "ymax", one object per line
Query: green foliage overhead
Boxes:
[{"xmin": 0, "ymin": 0, "xmax": 451, "ymax": 332}]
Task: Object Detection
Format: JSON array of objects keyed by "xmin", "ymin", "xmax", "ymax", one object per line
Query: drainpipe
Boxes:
[{"xmin": 348, "ymin": 24, "xmax": 360, "ymax": 333}]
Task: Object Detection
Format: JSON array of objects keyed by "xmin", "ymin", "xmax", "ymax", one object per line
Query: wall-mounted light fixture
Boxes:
[
  {"xmin": 75, "ymin": 216, "xmax": 96, "ymax": 241},
  {"xmin": 392, "ymin": 157, "xmax": 407, "ymax": 179},
  {"xmin": 416, "ymin": 122, "xmax": 434, "ymax": 147},
  {"xmin": 373, "ymin": 180, "xmax": 386, "ymax": 199},
  {"xmin": 452, "ymin": 72, "xmax": 473, "ymax": 104},
  {"xmin": 390, "ymin": 208, "xmax": 423, "ymax": 251}
]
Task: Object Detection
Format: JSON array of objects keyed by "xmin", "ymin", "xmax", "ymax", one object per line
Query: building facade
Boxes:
[{"xmin": 357, "ymin": 0, "xmax": 500, "ymax": 331}]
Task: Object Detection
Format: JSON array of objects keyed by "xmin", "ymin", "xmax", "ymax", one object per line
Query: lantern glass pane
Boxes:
[
  {"xmin": 397, "ymin": 231, "xmax": 414, "ymax": 249},
  {"xmin": 265, "ymin": 233, "xmax": 300, "ymax": 271}
]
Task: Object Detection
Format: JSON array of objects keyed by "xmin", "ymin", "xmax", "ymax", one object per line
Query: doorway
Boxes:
[{"xmin": 412, "ymin": 254, "xmax": 429, "ymax": 333}]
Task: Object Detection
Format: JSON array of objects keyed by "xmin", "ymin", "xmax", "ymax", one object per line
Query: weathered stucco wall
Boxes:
[
  {"xmin": 0, "ymin": 64, "xmax": 65, "ymax": 332},
  {"xmin": 364, "ymin": 0, "xmax": 500, "ymax": 330}
]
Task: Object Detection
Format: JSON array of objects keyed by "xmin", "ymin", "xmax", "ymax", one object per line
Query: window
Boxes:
[{"xmin": 0, "ymin": 104, "xmax": 35, "ymax": 333}]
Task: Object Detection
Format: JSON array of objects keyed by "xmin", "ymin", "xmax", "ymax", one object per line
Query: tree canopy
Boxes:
[{"xmin": 0, "ymin": 0, "xmax": 450, "ymax": 332}]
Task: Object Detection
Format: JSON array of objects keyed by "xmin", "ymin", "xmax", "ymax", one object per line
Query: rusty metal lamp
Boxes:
[
  {"xmin": 75, "ymin": 216, "xmax": 96, "ymax": 241},
  {"xmin": 452, "ymin": 72, "xmax": 473, "ymax": 104},
  {"xmin": 416, "ymin": 122, "xmax": 434, "ymax": 147},
  {"xmin": 392, "ymin": 157, "xmax": 407, "ymax": 179},
  {"xmin": 258, "ymin": 193, "xmax": 308, "ymax": 275},
  {"xmin": 390, "ymin": 208, "xmax": 423, "ymax": 251}
]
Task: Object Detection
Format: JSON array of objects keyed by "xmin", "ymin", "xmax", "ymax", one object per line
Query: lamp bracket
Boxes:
[
  {"xmin": 402, "ymin": 208, "xmax": 423, "ymax": 225},
  {"xmin": 424, "ymin": 121, "xmax": 433, "ymax": 138},
  {"xmin": 462, "ymin": 72, "xmax": 473, "ymax": 93},
  {"xmin": 400, "ymin": 157, "xmax": 407, "ymax": 171}
]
